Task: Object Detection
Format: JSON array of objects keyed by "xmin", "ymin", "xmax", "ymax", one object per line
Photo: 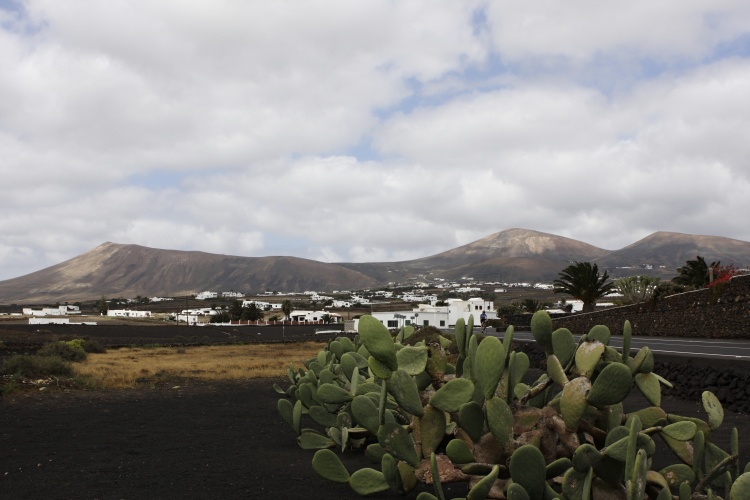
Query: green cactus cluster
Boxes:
[{"xmin": 275, "ymin": 311, "xmax": 747, "ymax": 499}]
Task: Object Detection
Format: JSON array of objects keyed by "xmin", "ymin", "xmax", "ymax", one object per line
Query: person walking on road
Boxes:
[{"xmin": 480, "ymin": 310, "xmax": 488, "ymax": 333}]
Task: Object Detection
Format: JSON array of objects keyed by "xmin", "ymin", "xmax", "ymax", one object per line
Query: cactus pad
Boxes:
[
  {"xmin": 587, "ymin": 361, "xmax": 633, "ymax": 406},
  {"xmin": 312, "ymin": 449, "xmax": 351, "ymax": 483},
  {"xmin": 475, "ymin": 336, "xmax": 506, "ymax": 399},
  {"xmin": 730, "ymin": 472, "xmax": 750, "ymax": 499},
  {"xmin": 349, "ymin": 468, "xmax": 391, "ymax": 496},
  {"xmin": 574, "ymin": 340, "xmax": 605, "ymax": 378},
  {"xmin": 377, "ymin": 422, "xmax": 419, "ymax": 467},
  {"xmin": 486, "ymin": 396, "xmax": 514, "ymax": 445},
  {"xmin": 702, "ymin": 390, "xmax": 724, "ymax": 430},
  {"xmin": 358, "ymin": 315, "xmax": 398, "ymax": 371},
  {"xmin": 429, "ymin": 378, "xmax": 475, "ymax": 413},
  {"xmin": 446, "ymin": 439, "xmax": 475, "ymax": 464},
  {"xmin": 395, "ymin": 346, "xmax": 429, "ymax": 376},
  {"xmin": 420, "ymin": 405, "xmax": 447, "ymax": 458},
  {"xmin": 635, "ymin": 372, "xmax": 661, "ymax": 406},
  {"xmin": 509, "ymin": 444, "xmax": 547, "ymax": 500},
  {"xmin": 388, "ymin": 369, "xmax": 425, "ymax": 417},
  {"xmin": 561, "ymin": 376, "xmax": 592, "ymax": 431},
  {"xmin": 587, "ymin": 324, "xmax": 611, "ymax": 345},
  {"xmin": 551, "ymin": 328, "xmax": 576, "ymax": 367},
  {"xmin": 530, "ymin": 310, "xmax": 554, "ymax": 354}
]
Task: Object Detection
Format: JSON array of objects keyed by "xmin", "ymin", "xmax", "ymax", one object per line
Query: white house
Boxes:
[
  {"xmin": 368, "ymin": 297, "xmax": 496, "ymax": 330},
  {"xmin": 196, "ymin": 291, "xmax": 218, "ymax": 300},
  {"xmin": 242, "ymin": 300, "xmax": 281, "ymax": 310},
  {"xmin": 22, "ymin": 305, "xmax": 81, "ymax": 316},
  {"xmin": 289, "ymin": 310, "xmax": 341, "ymax": 323},
  {"xmin": 107, "ymin": 309, "xmax": 152, "ymax": 318}
]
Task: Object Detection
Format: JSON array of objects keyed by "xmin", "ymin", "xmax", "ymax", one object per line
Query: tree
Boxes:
[
  {"xmin": 96, "ymin": 296, "xmax": 108, "ymax": 315},
  {"xmin": 521, "ymin": 298, "xmax": 543, "ymax": 313},
  {"xmin": 282, "ymin": 300, "xmax": 293, "ymax": 320},
  {"xmin": 241, "ymin": 303, "xmax": 264, "ymax": 321},
  {"xmin": 673, "ymin": 256, "xmax": 718, "ymax": 289},
  {"xmin": 614, "ymin": 275, "xmax": 660, "ymax": 304},
  {"xmin": 229, "ymin": 300, "xmax": 244, "ymax": 320},
  {"xmin": 553, "ymin": 261, "xmax": 614, "ymax": 312}
]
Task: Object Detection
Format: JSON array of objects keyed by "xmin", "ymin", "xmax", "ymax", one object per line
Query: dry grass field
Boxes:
[{"xmin": 71, "ymin": 341, "xmax": 326, "ymax": 388}]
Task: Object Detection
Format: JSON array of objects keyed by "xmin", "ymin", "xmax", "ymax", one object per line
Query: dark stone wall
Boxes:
[
  {"xmin": 512, "ymin": 342, "xmax": 750, "ymax": 413},
  {"xmin": 549, "ymin": 274, "xmax": 750, "ymax": 338}
]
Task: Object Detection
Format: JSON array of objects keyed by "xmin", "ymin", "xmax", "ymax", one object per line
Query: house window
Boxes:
[
  {"xmin": 405, "ymin": 320, "xmax": 411, "ymax": 325},
  {"xmin": 439, "ymin": 320, "xmax": 445, "ymax": 327},
  {"xmin": 387, "ymin": 320, "xmax": 398, "ymax": 328},
  {"xmin": 423, "ymin": 320, "xmax": 429, "ymax": 326}
]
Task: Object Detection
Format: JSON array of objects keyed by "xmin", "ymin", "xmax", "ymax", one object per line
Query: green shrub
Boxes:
[
  {"xmin": 37, "ymin": 341, "xmax": 87, "ymax": 362},
  {"xmin": 82, "ymin": 339, "xmax": 106, "ymax": 353},
  {"xmin": 3, "ymin": 354, "xmax": 72, "ymax": 377}
]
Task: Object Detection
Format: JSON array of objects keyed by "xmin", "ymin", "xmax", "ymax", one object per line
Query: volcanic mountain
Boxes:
[
  {"xmin": 337, "ymin": 228, "xmax": 610, "ymax": 283},
  {"xmin": 0, "ymin": 243, "xmax": 380, "ymax": 303},
  {"xmin": 1, "ymin": 228, "xmax": 749, "ymax": 303}
]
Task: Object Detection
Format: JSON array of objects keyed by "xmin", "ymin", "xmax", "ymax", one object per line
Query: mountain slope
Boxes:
[
  {"xmin": 1, "ymin": 229, "xmax": 749, "ymax": 304},
  {"xmin": 339, "ymin": 228, "xmax": 611, "ymax": 282},
  {"xmin": 596, "ymin": 232, "xmax": 750, "ymax": 274},
  {"xmin": 0, "ymin": 242, "xmax": 379, "ymax": 303}
]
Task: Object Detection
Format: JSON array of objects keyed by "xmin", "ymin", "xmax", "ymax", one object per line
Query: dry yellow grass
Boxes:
[{"xmin": 72, "ymin": 342, "xmax": 326, "ymax": 389}]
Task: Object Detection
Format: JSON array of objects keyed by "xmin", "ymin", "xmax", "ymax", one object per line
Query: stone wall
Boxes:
[
  {"xmin": 513, "ymin": 341, "xmax": 750, "ymax": 413},
  {"xmin": 549, "ymin": 274, "xmax": 750, "ymax": 338}
]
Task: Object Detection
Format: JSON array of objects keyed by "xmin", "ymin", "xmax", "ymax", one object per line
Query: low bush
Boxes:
[
  {"xmin": 37, "ymin": 341, "xmax": 87, "ymax": 362},
  {"xmin": 3, "ymin": 354, "xmax": 72, "ymax": 378},
  {"xmin": 82, "ymin": 339, "xmax": 106, "ymax": 354}
]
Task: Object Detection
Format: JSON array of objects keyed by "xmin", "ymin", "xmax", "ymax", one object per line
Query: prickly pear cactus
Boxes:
[{"xmin": 275, "ymin": 312, "xmax": 744, "ymax": 499}]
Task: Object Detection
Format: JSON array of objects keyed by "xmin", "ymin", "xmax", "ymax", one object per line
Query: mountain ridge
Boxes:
[{"xmin": 1, "ymin": 228, "xmax": 749, "ymax": 303}]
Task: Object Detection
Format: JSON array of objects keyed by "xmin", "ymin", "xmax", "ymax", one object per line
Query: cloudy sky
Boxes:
[{"xmin": 2, "ymin": 1, "xmax": 750, "ymax": 280}]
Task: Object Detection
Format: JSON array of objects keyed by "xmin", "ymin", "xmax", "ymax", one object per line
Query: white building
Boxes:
[
  {"xmin": 242, "ymin": 300, "xmax": 282, "ymax": 310},
  {"xmin": 107, "ymin": 309, "xmax": 153, "ymax": 318},
  {"xmin": 29, "ymin": 318, "xmax": 97, "ymax": 325},
  {"xmin": 289, "ymin": 310, "xmax": 341, "ymax": 323},
  {"xmin": 368, "ymin": 297, "xmax": 496, "ymax": 330},
  {"xmin": 22, "ymin": 305, "xmax": 81, "ymax": 316},
  {"xmin": 196, "ymin": 291, "xmax": 218, "ymax": 300}
]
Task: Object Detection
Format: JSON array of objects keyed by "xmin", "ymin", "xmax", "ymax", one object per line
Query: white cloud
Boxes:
[
  {"xmin": 484, "ymin": 1, "xmax": 750, "ymax": 63},
  {"xmin": 1, "ymin": 1, "xmax": 750, "ymax": 281}
]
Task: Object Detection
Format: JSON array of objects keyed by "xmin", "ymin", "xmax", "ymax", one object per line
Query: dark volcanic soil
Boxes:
[
  {"xmin": 0, "ymin": 378, "xmax": 471, "ymax": 499},
  {"xmin": 1, "ymin": 325, "xmax": 749, "ymax": 499},
  {"xmin": 2, "ymin": 378, "xmax": 749, "ymax": 499}
]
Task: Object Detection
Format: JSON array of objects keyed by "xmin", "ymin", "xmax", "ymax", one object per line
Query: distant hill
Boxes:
[
  {"xmin": 596, "ymin": 232, "xmax": 750, "ymax": 274},
  {"xmin": 1, "ymin": 228, "xmax": 749, "ymax": 303},
  {"xmin": 338, "ymin": 228, "xmax": 610, "ymax": 283},
  {"xmin": 0, "ymin": 242, "xmax": 380, "ymax": 303}
]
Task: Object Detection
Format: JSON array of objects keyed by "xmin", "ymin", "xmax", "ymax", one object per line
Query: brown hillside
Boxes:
[
  {"xmin": 2, "ymin": 229, "xmax": 750, "ymax": 304},
  {"xmin": 0, "ymin": 243, "xmax": 379, "ymax": 303},
  {"xmin": 339, "ymin": 228, "xmax": 610, "ymax": 282},
  {"xmin": 595, "ymin": 231, "xmax": 750, "ymax": 276}
]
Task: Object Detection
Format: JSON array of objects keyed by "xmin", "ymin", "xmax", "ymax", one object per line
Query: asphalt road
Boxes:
[{"xmin": 504, "ymin": 330, "xmax": 750, "ymax": 361}]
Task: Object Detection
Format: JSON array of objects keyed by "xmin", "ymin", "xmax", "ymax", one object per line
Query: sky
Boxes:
[{"xmin": 2, "ymin": 1, "xmax": 750, "ymax": 280}]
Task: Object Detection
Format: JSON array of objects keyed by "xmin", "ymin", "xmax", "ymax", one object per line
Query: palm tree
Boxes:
[
  {"xmin": 521, "ymin": 298, "xmax": 543, "ymax": 313},
  {"xmin": 672, "ymin": 256, "xmax": 718, "ymax": 289},
  {"xmin": 553, "ymin": 262, "xmax": 614, "ymax": 312}
]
